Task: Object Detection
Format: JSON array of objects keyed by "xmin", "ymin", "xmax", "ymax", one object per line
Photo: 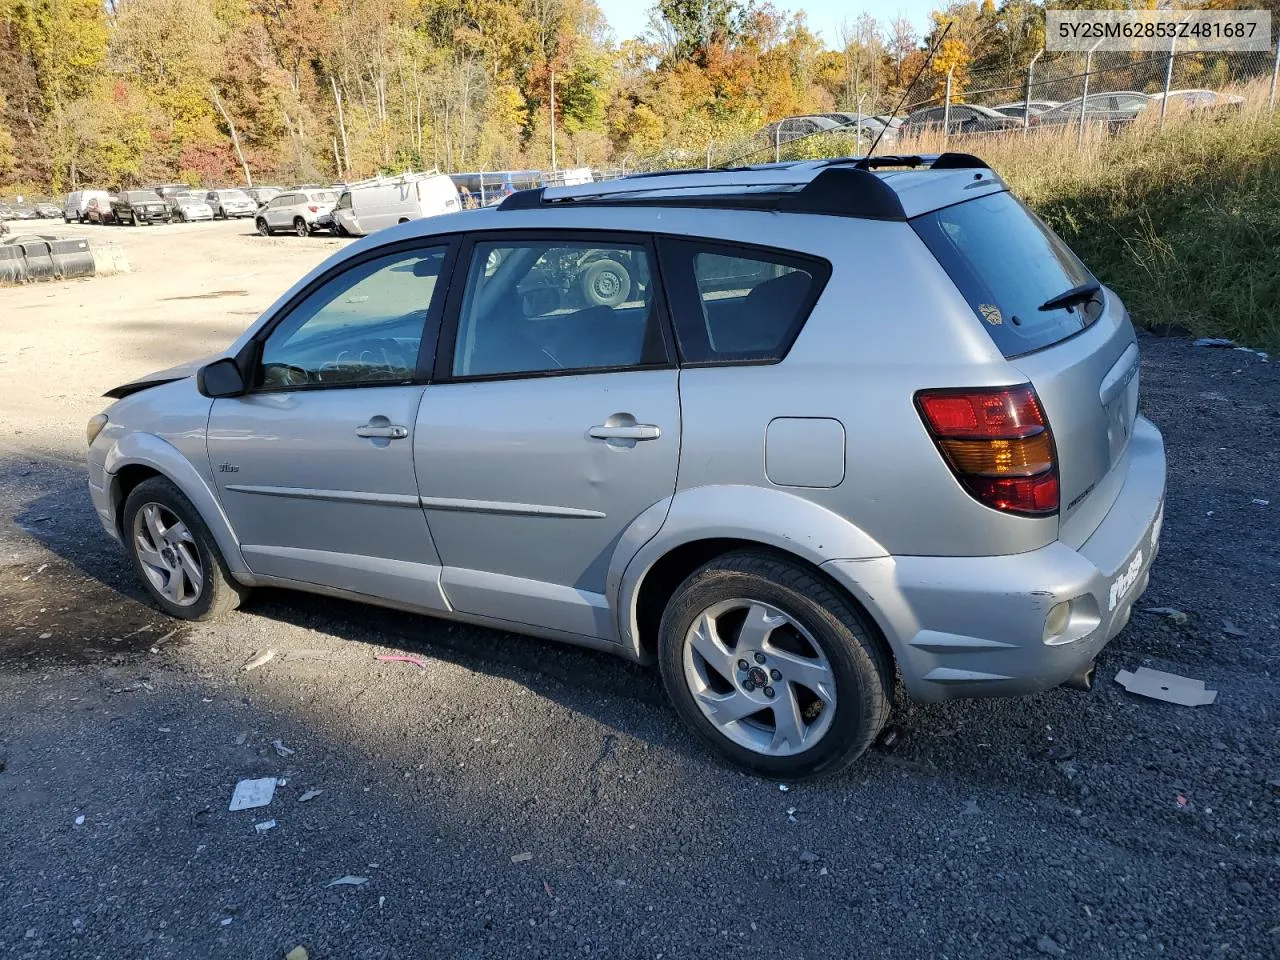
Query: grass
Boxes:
[{"xmin": 786, "ymin": 92, "xmax": 1280, "ymax": 350}]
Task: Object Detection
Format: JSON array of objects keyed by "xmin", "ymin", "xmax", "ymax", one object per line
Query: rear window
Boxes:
[{"xmin": 912, "ymin": 191, "xmax": 1100, "ymax": 358}]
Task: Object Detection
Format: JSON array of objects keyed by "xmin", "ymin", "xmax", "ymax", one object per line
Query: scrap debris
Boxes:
[
  {"xmin": 326, "ymin": 875, "xmax": 368, "ymax": 887},
  {"xmin": 1142, "ymin": 606, "xmax": 1189, "ymax": 626},
  {"xmin": 243, "ymin": 649, "xmax": 277, "ymax": 672},
  {"xmin": 510, "ymin": 852, "xmax": 533, "ymax": 864},
  {"xmin": 1115, "ymin": 667, "xmax": 1218, "ymax": 706},
  {"xmin": 229, "ymin": 777, "xmax": 278, "ymax": 811},
  {"xmin": 285, "ymin": 948, "xmax": 309, "ymax": 960},
  {"xmin": 255, "ymin": 819, "xmax": 278, "ymax": 833},
  {"xmin": 298, "ymin": 789, "xmax": 323, "ymax": 803},
  {"xmin": 374, "ymin": 654, "xmax": 429, "ymax": 669},
  {"xmin": 272, "ymin": 739, "xmax": 296, "ymax": 758}
]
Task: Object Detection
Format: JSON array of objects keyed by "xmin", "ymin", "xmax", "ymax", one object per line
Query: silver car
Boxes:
[
  {"xmin": 206, "ymin": 188, "xmax": 258, "ymax": 219},
  {"xmin": 86, "ymin": 154, "xmax": 1165, "ymax": 778},
  {"xmin": 254, "ymin": 189, "xmax": 337, "ymax": 236}
]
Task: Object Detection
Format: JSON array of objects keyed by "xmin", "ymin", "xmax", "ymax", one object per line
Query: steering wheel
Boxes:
[{"xmin": 260, "ymin": 362, "xmax": 313, "ymax": 387}]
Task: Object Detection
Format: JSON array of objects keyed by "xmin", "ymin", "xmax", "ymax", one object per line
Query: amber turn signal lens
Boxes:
[{"xmin": 939, "ymin": 433, "xmax": 1054, "ymax": 477}]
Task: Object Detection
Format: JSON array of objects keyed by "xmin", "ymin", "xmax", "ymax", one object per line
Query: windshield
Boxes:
[
  {"xmin": 912, "ymin": 190, "xmax": 1100, "ymax": 358},
  {"xmin": 220, "ymin": 190, "xmax": 251, "ymax": 201},
  {"xmin": 126, "ymin": 191, "xmax": 158, "ymax": 203}
]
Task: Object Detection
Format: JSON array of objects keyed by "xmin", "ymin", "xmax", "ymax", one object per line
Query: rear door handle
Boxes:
[
  {"xmin": 588, "ymin": 424, "xmax": 661, "ymax": 441},
  {"xmin": 356, "ymin": 423, "xmax": 409, "ymax": 439}
]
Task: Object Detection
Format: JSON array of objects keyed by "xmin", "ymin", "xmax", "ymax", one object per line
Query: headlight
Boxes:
[{"xmin": 86, "ymin": 413, "xmax": 109, "ymax": 447}]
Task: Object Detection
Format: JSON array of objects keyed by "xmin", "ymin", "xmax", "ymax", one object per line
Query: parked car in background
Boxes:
[
  {"xmin": 64, "ymin": 189, "xmax": 112, "ymax": 223},
  {"xmin": 153, "ymin": 184, "xmax": 191, "ymax": 200},
  {"xmin": 113, "ymin": 190, "xmax": 172, "ymax": 225},
  {"xmin": 245, "ymin": 186, "xmax": 282, "ymax": 207},
  {"xmin": 34, "ymin": 201, "xmax": 62, "ymax": 218},
  {"xmin": 254, "ymin": 189, "xmax": 337, "ymax": 236},
  {"xmin": 167, "ymin": 192, "xmax": 215, "ymax": 222},
  {"xmin": 332, "ymin": 171, "xmax": 460, "ymax": 237},
  {"xmin": 206, "ymin": 189, "xmax": 258, "ymax": 219},
  {"xmin": 992, "ymin": 100, "xmax": 1061, "ymax": 120},
  {"xmin": 762, "ymin": 115, "xmax": 844, "ymax": 145},
  {"xmin": 0, "ymin": 203, "xmax": 14, "ymax": 220},
  {"xmin": 1033, "ymin": 92, "xmax": 1152, "ymax": 132},
  {"xmin": 10, "ymin": 205, "xmax": 38, "ymax": 220},
  {"xmin": 819, "ymin": 113, "xmax": 899, "ymax": 148},
  {"xmin": 1150, "ymin": 89, "xmax": 1244, "ymax": 114},
  {"xmin": 84, "ymin": 196, "xmax": 116, "ymax": 225},
  {"xmin": 87, "ymin": 153, "xmax": 1166, "ymax": 779},
  {"xmin": 901, "ymin": 104, "xmax": 1023, "ymax": 136}
]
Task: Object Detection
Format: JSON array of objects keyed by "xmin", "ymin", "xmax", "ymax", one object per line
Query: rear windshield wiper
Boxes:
[{"xmin": 1039, "ymin": 280, "xmax": 1102, "ymax": 312}]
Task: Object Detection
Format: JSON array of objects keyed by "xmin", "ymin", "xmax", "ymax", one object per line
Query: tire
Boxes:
[
  {"xmin": 657, "ymin": 551, "xmax": 892, "ymax": 780},
  {"xmin": 579, "ymin": 258, "xmax": 632, "ymax": 307},
  {"xmin": 294, "ymin": 217, "xmax": 309, "ymax": 237},
  {"xmin": 122, "ymin": 477, "xmax": 249, "ymax": 622},
  {"xmin": 256, "ymin": 217, "xmax": 270, "ymax": 236},
  {"xmin": 334, "ymin": 222, "xmax": 348, "ymax": 238}
]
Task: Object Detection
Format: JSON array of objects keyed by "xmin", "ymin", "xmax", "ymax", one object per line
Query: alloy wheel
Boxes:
[
  {"xmin": 132, "ymin": 502, "xmax": 203, "ymax": 607},
  {"xmin": 682, "ymin": 599, "xmax": 837, "ymax": 757}
]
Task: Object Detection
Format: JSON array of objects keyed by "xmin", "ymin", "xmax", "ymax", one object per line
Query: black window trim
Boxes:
[
  {"xmin": 431, "ymin": 228, "xmax": 678, "ymax": 385},
  {"xmin": 242, "ymin": 235, "xmax": 461, "ymax": 396},
  {"xmin": 655, "ymin": 235, "xmax": 833, "ymax": 368}
]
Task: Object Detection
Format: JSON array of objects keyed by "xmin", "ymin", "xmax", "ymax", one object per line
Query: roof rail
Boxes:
[{"xmin": 495, "ymin": 152, "xmax": 992, "ymax": 221}]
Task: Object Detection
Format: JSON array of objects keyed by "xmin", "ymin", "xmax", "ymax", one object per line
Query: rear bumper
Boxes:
[{"xmin": 823, "ymin": 416, "xmax": 1166, "ymax": 701}]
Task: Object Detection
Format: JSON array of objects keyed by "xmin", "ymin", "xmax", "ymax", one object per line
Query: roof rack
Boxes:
[{"xmin": 496, "ymin": 152, "xmax": 992, "ymax": 221}]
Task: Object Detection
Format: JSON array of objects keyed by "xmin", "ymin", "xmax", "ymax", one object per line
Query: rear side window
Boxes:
[
  {"xmin": 659, "ymin": 239, "xmax": 829, "ymax": 363},
  {"xmin": 912, "ymin": 191, "xmax": 1099, "ymax": 358}
]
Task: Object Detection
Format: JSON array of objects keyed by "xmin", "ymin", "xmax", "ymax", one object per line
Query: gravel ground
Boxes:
[{"xmin": 0, "ymin": 221, "xmax": 1278, "ymax": 959}]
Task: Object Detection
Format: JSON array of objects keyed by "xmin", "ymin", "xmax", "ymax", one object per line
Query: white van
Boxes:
[
  {"xmin": 332, "ymin": 171, "xmax": 460, "ymax": 237},
  {"xmin": 64, "ymin": 190, "xmax": 111, "ymax": 223}
]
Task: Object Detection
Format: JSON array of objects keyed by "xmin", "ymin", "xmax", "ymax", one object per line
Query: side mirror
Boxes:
[{"xmin": 197, "ymin": 357, "xmax": 247, "ymax": 398}]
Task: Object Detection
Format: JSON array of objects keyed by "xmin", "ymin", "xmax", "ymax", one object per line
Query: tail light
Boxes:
[
  {"xmin": 915, "ymin": 384, "xmax": 1059, "ymax": 516},
  {"xmin": 307, "ymin": 205, "xmax": 319, "ymax": 213}
]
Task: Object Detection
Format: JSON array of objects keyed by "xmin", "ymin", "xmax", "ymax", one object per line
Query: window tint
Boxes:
[
  {"xmin": 660, "ymin": 240, "xmax": 828, "ymax": 363},
  {"xmin": 258, "ymin": 247, "xmax": 447, "ymax": 389},
  {"xmin": 451, "ymin": 240, "xmax": 664, "ymax": 378},
  {"xmin": 911, "ymin": 191, "xmax": 1098, "ymax": 359}
]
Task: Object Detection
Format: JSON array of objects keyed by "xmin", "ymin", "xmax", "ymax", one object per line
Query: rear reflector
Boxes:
[{"xmin": 916, "ymin": 384, "xmax": 1059, "ymax": 516}]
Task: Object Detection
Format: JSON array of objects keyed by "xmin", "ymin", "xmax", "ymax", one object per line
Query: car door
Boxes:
[
  {"xmin": 206, "ymin": 241, "xmax": 456, "ymax": 608},
  {"xmin": 414, "ymin": 232, "xmax": 680, "ymax": 641},
  {"xmin": 266, "ymin": 194, "xmax": 290, "ymax": 228}
]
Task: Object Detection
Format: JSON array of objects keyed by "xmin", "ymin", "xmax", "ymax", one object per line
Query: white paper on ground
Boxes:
[{"xmin": 229, "ymin": 777, "xmax": 278, "ymax": 811}]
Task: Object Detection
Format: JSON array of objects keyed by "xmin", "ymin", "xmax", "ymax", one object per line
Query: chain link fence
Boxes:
[{"xmin": 641, "ymin": 38, "xmax": 1280, "ymax": 170}]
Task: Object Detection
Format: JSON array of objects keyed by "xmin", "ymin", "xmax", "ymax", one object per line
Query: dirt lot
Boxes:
[{"xmin": 1, "ymin": 220, "xmax": 1278, "ymax": 959}]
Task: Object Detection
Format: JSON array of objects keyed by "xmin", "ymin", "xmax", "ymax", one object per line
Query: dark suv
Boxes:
[{"xmin": 112, "ymin": 190, "xmax": 172, "ymax": 225}]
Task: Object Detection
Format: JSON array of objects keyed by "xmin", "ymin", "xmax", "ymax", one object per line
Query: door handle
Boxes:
[
  {"xmin": 588, "ymin": 424, "xmax": 661, "ymax": 441},
  {"xmin": 355, "ymin": 423, "xmax": 409, "ymax": 439}
]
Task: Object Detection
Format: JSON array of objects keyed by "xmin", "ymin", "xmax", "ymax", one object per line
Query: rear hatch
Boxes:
[{"xmin": 912, "ymin": 190, "xmax": 1138, "ymax": 545}]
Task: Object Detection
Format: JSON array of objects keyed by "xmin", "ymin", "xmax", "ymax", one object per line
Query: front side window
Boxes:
[
  {"xmin": 257, "ymin": 246, "xmax": 448, "ymax": 389},
  {"xmin": 450, "ymin": 239, "xmax": 665, "ymax": 378},
  {"xmin": 660, "ymin": 240, "xmax": 829, "ymax": 364}
]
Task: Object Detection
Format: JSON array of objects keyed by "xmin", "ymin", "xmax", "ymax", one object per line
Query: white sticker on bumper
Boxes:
[{"xmin": 1108, "ymin": 548, "xmax": 1145, "ymax": 613}]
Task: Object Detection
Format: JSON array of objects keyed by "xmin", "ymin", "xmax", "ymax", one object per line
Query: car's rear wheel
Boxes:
[
  {"xmin": 658, "ymin": 551, "xmax": 892, "ymax": 780},
  {"xmin": 256, "ymin": 217, "xmax": 270, "ymax": 236},
  {"xmin": 294, "ymin": 217, "xmax": 309, "ymax": 237},
  {"xmin": 123, "ymin": 477, "xmax": 248, "ymax": 622}
]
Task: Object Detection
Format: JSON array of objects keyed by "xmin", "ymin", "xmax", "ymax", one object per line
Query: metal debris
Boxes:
[
  {"xmin": 229, "ymin": 777, "xmax": 278, "ymax": 811},
  {"xmin": 510, "ymin": 852, "xmax": 533, "ymax": 864},
  {"xmin": 1253, "ymin": 498, "xmax": 1270, "ymax": 506},
  {"xmin": 298, "ymin": 789, "xmax": 323, "ymax": 803},
  {"xmin": 272, "ymin": 739, "xmax": 296, "ymax": 757},
  {"xmin": 1115, "ymin": 667, "xmax": 1218, "ymax": 706},
  {"xmin": 1193, "ymin": 337, "xmax": 1235, "ymax": 348},
  {"xmin": 255, "ymin": 819, "xmax": 278, "ymax": 833},
  {"xmin": 242, "ymin": 649, "xmax": 277, "ymax": 672}
]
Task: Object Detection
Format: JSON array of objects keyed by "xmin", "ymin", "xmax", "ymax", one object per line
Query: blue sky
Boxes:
[{"xmin": 596, "ymin": 0, "xmax": 939, "ymax": 48}]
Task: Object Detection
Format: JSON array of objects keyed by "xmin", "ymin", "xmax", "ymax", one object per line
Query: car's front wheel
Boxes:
[
  {"xmin": 658, "ymin": 551, "xmax": 892, "ymax": 780},
  {"xmin": 122, "ymin": 477, "xmax": 248, "ymax": 621},
  {"xmin": 256, "ymin": 217, "xmax": 270, "ymax": 236}
]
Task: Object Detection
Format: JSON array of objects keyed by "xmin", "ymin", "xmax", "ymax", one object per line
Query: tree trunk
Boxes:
[
  {"xmin": 330, "ymin": 75, "xmax": 352, "ymax": 174},
  {"xmin": 211, "ymin": 85, "xmax": 253, "ymax": 186}
]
